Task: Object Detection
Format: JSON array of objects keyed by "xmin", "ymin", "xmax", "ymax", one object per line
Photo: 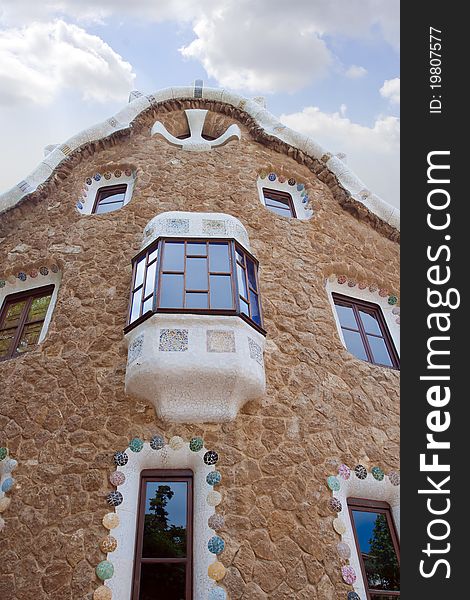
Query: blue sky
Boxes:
[{"xmin": 0, "ymin": 1, "xmax": 399, "ymax": 207}]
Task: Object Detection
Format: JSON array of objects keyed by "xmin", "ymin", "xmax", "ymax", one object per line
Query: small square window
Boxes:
[
  {"xmin": 332, "ymin": 293, "xmax": 399, "ymax": 369},
  {"xmin": 262, "ymin": 188, "xmax": 296, "ymax": 218},
  {"xmin": 0, "ymin": 285, "xmax": 54, "ymax": 361},
  {"xmin": 93, "ymin": 184, "xmax": 128, "ymax": 214}
]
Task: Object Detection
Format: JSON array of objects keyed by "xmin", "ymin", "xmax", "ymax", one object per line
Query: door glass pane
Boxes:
[
  {"xmin": 359, "ymin": 309, "xmax": 382, "ymax": 335},
  {"xmin": 142, "ymin": 481, "xmax": 188, "ymax": 558},
  {"xmin": 27, "ymin": 294, "xmax": 52, "ymax": 322},
  {"xmin": 368, "ymin": 335, "xmax": 393, "ymax": 367},
  {"xmin": 351, "ymin": 510, "xmax": 400, "ymax": 592},
  {"xmin": 335, "ymin": 305, "xmax": 357, "ymax": 329},
  {"xmin": 186, "ymin": 242, "xmax": 206, "ymax": 256},
  {"xmin": 144, "ymin": 261, "xmax": 157, "ymax": 298},
  {"xmin": 249, "ymin": 290, "xmax": 261, "ymax": 325},
  {"xmin": 210, "ymin": 275, "xmax": 233, "ymax": 309},
  {"xmin": 342, "ymin": 329, "xmax": 368, "ymax": 361},
  {"xmin": 134, "ymin": 258, "xmax": 145, "ymax": 289},
  {"xmin": 162, "ymin": 242, "xmax": 185, "ymax": 272},
  {"xmin": 1, "ymin": 300, "xmax": 26, "ymax": 328},
  {"xmin": 209, "ymin": 243, "xmax": 230, "ymax": 272},
  {"xmin": 186, "ymin": 258, "xmax": 208, "ymax": 290},
  {"xmin": 16, "ymin": 322, "xmax": 43, "ymax": 354},
  {"xmin": 0, "ymin": 329, "xmax": 15, "ymax": 357},
  {"xmin": 138, "ymin": 563, "xmax": 186, "ymax": 600},
  {"xmin": 186, "ymin": 292, "xmax": 208, "ymax": 309},
  {"xmin": 247, "ymin": 259, "xmax": 258, "ymax": 291},
  {"xmin": 237, "ymin": 264, "xmax": 248, "ymax": 299},
  {"xmin": 130, "ymin": 288, "xmax": 142, "ymax": 322},
  {"xmin": 159, "ymin": 274, "xmax": 184, "ymax": 308}
]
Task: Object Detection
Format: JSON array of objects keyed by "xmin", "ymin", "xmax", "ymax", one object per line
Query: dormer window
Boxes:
[
  {"xmin": 93, "ymin": 184, "xmax": 128, "ymax": 214},
  {"xmin": 125, "ymin": 238, "xmax": 264, "ymax": 334},
  {"xmin": 262, "ymin": 188, "xmax": 296, "ymax": 218}
]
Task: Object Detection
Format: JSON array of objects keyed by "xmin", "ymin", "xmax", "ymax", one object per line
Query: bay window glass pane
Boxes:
[
  {"xmin": 162, "ymin": 242, "xmax": 184, "ymax": 272},
  {"xmin": 142, "ymin": 297, "xmax": 153, "ymax": 314},
  {"xmin": 27, "ymin": 295, "xmax": 51, "ymax": 322},
  {"xmin": 351, "ymin": 510, "xmax": 400, "ymax": 592},
  {"xmin": 148, "ymin": 247, "xmax": 158, "ymax": 264},
  {"xmin": 134, "ymin": 259, "xmax": 145, "ymax": 289},
  {"xmin": 342, "ymin": 329, "xmax": 368, "ymax": 361},
  {"xmin": 210, "ymin": 275, "xmax": 233, "ymax": 309},
  {"xmin": 236, "ymin": 249, "xmax": 245, "ymax": 266},
  {"xmin": 359, "ymin": 309, "xmax": 382, "ymax": 335},
  {"xmin": 186, "ymin": 242, "xmax": 206, "ymax": 256},
  {"xmin": 16, "ymin": 322, "xmax": 43, "ymax": 354},
  {"xmin": 160, "ymin": 274, "xmax": 184, "ymax": 308},
  {"xmin": 138, "ymin": 563, "xmax": 185, "ymax": 600},
  {"xmin": 130, "ymin": 289, "xmax": 142, "ymax": 322},
  {"xmin": 144, "ymin": 261, "xmax": 157, "ymax": 298},
  {"xmin": 335, "ymin": 305, "xmax": 357, "ymax": 329},
  {"xmin": 2, "ymin": 300, "xmax": 26, "ymax": 328},
  {"xmin": 209, "ymin": 243, "xmax": 230, "ymax": 272},
  {"xmin": 249, "ymin": 290, "xmax": 261, "ymax": 325},
  {"xmin": 368, "ymin": 335, "xmax": 393, "ymax": 367},
  {"xmin": 186, "ymin": 258, "xmax": 208, "ymax": 290},
  {"xmin": 142, "ymin": 481, "xmax": 188, "ymax": 558},
  {"xmin": 240, "ymin": 298, "xmax": 249, "ymax": 317},
  {"xmin": 247, "ymin": 259, "xmax": 257, "ymax": 291},
  {"xmin": 237, "ymin": 264, "xmax": 248, "ymax": 299},
  {"xmin": 186, "ymin": 292, "xmax": 208, "ymax": 309}
]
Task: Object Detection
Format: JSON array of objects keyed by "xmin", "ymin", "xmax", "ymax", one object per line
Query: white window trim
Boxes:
[
  {"xmin": 105, "ymin": 442, "xmax": 219, "ymax": 600},
  {"xmin": 333, "ymin": 474, "xmax": 400, "ymax": 599},
  {"xmin": 256, "ymin": 177, "xmax": 313, "ymax": 220},
  {"xmin": 326, "ymin": 279, "xmax": 400, "ymax": 358},
  {"xmin": 77, "ymin": 170, "xmax": 136, "ymax": 215},
  {"xmin": 0, "ymin": 271, "xmax": 61, "ymax": 347}
]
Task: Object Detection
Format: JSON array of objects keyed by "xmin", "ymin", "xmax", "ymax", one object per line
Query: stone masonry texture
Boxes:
[{"xmin": 0, "ymin": 100, "xmax": 399, "ymax": 599}]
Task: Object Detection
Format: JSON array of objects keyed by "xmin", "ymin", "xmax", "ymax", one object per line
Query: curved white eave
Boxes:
[{"xmin": 0, "ymin": 86, "xmax": 400, "ymax": 232}]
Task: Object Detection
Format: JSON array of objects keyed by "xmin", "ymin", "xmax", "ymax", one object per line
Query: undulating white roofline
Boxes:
[{"xmin": 0, "ymin": 85, "xmax": 399, "ymax": 231}]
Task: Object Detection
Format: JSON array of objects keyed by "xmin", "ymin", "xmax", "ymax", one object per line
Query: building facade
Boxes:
[{"xmin": 0, "ymin": 85, "xmax": 400, "ymax": 600}]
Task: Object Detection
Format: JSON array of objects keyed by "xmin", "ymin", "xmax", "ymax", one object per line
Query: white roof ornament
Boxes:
[{"xmin": 151, "ymin": 109, "xmax": 241, "ymax": 152}]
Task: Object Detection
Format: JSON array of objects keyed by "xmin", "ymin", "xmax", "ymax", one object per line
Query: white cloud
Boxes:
[
  {"xmin": 1, "ymin": 0, "xmax": 399, "ymax": 94},
  {"xmin": 0, "ymin": 20, "xmax": 135, "ymax": 106},
  {"xmin": 280, "ymin": 106, "xmax": 400, "ymax": 208},
  {"xmin": 345, "ymin": 65, "xmax": 367, "ymax": 79},
  {"xmin": 380, "ymin": 77, "xmax": 400, "ymax": 105}
]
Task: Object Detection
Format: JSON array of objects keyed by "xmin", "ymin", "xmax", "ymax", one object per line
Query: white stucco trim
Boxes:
[
  {"xmin": 77, "ymin": 170, "xmax": 136, "ymax": 215},
  {"xmin": 0, "ymin": 86, "xmax": 399, "ymax": 232},
  {"xmin": 325, "ymin": 279, "xmax": 400, "ymax": 357},
  {"xmin": 256, "ymin": 177, "xmax": 313, "ymax": 220},
  {"xmin": 142, "ymin": 211, "xmax": 251, "ymax": 251},
  {"xmin": 0, "ymin": 270, "xmax": 61, "ymax": 346},
  {"xmin": 104, "ymin": 442, "xmax": 219, "ymax": 600},
  {"xmin": 332, "ymin": 473, "xmax": 400, "ymax": 599}
]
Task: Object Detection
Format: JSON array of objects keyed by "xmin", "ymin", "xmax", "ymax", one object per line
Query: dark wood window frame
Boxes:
[
  {"xmin": 92, "ymin": 183, "xmax": 128, "ymax": 214},
  {"xmin": 262, "ymin": 187, "xmax": 297, "ymax": 218},
  {"xmin": 125, "ymin": 237, "xmax": 265, "ymax": 336},
  {"xmin": 132, "ymin": 469, "xmax": 193, "ymax": 600},
  {"xmin": 332, "ymin": 293, "xmax": 400, "ymax": 370},
  {"xmin": 347, "ymin": 498, "xmax": 400, "ymax": 599},
  {"xmin": 0, "ymin": 284, "xmax": 54, "ymax": 361}
]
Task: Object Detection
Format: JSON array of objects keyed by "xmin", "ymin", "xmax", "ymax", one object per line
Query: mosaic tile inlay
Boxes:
[
  {"xmin": 202, "ymin": 219, "xmax": 228, "ymax": 235},
  {"xmin": 128, "ymin": 334, "xmax": 144, "ymax": 365},
  {"xmin": 159, "ymin": 329, "xmax": 188, "ymax": 352},
  {"xmin": 207, "ymin": 330, "xmax": 236, "ymax": 353},
  {"xmin": 248, "ymin": 337, "xmax": 263, "ymax": 365},
  {"xmin": 163, "ymin": 218, "xmax": 190, "ymax": 234}
]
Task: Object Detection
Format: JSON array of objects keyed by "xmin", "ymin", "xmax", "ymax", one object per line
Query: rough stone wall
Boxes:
[{"xmin": 0, "ymin": 104, "xmax": 399, "ymax": 599}]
